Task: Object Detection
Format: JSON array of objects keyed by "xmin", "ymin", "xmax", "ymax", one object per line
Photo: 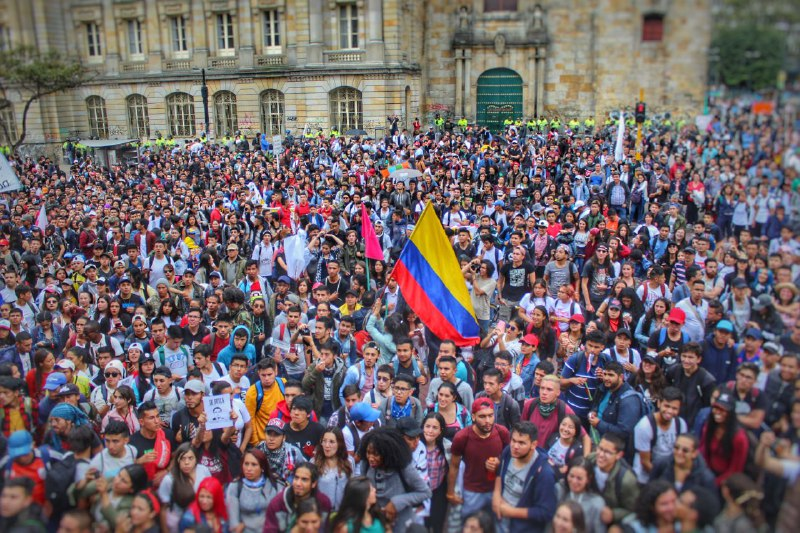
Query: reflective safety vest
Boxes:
[
  {"xmin": 537, "ymin": 118, "xmax": 547, "ymax": 129},
  {"xmin": 330, "ymin": 129, "xmax": 339, "ymax": 137},
  {"xmin": 458, "ymin": 118, "xmax": 468, "ymax": 128},
  {"xmin": 550, "ymin": 119, "xmax": 560, "ymax": 129}
]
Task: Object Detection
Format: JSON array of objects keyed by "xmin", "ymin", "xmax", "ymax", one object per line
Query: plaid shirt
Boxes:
[
  {"xmin": 1, "ymin": 397, "xmax": 39, "ymax": 438},
  {"xmin": 426, "ymin": 445, "xmax": 447, "ymax": 489}
]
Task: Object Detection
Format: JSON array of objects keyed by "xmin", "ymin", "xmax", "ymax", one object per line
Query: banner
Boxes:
[{"xmin": 0, "ymin": 153, "xmax": 21, "ymax": 193}]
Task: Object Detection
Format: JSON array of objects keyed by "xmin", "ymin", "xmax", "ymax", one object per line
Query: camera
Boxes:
[{"xmin": 470, "ymin": 263, "xmax": 480, "ymax": 272}]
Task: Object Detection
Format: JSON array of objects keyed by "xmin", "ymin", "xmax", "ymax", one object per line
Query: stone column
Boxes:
[
  {"xmin": 307, "ymin": 0, "xmax": 323, "ymax": 64},
  {"xmin": 145, "ymin": 0, "xmax": 162, "ymax": 73},
  {"xmin": 102, "ymin": 0, "xmax": 120, "ymax": 75},
  {"xmin": 191, "ymin": 0, "xmax": 208, "ymax": 67},
  {"xmin": 366, "ymin": 0, "xmax": 384, "ymax": 62},
  {"xmin": 464, "ymin": 50, "xmax": 472, "ymax": 120},
  {"xmin": 455, "ymin": 50, "xmax": 463, "ymax": 117},
  {"xmin": 535, "ymin": 47, "xmax": 546, "ymax": 117},
  {"xmin": 526, "ymin": 51, "xmax": 536, "ymax": 119},
  {"xmin": 238, "ymin": 0, "xmax": 254, "ymax": 68}
]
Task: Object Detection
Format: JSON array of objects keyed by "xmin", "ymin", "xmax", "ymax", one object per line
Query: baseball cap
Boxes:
[
  {"xmin": 713, "ymin": 391, "xmax": 735, "ymax": 412},
  {"xmin": 715, "ymin": 320, "xmax": 734, "ymax": 333},
  {"xmin": 494, "ymin": 200, "xmax": 505, "ymax": 208},
  {"xmin": 57, "ymin": 383, "xmax": 81, "ymax": 397},
  {"xmin": 44, "ymin": 372, "xmax": 68, "ymax": 391},
  {"xmin": 472, "ymin": 397, "xmax": 495, "ymax": 414},
  {"xmin": 226, "ymin": 243, "xmax": 239, "ymax": 251},
  {"xmin": 7, "ymin": 430, "xmax": 33, "ymax": 460},
  {"xmin": 184, "ymin": 380, "xmax": 205, "ymax": 394},
  {"xmin": 350, "ymin": 402, "xmax": 381, "ymax": 423},
  {"xmin": 104, "ymin": 360, "xmax": 125, "ymax": 376},
  {"xmin": 128, "ymin": 343, "xmax": 144, "ymax": 353},
  {"xmin": 732, "ymin": 277, "xmax": 748, "ymax": 289},
  {"xmin": 0, "ymin": 319, "xmax": 10, "ymax": 330},
  {"xmin": 119, "ymin": 275, "xmax": 131, "ymax": 284},
  {"xmin": 615, "ymin": 328, "xmax": 632, "ymax": 339},
  {"xmin": 521, "ymin": 334, "xmax": 539, "ymax": 347},
  {"xmin": 537, "ymin": 220, "xmax": 548, "ymax": 229},
  {"xmin": 744, "ymin": 328, "xmax": 763, "ymax": 340},
  {"xmin": 55, "ymin": 359, "xmax": 75, "ymax": 371},
  {"xmin": 208, "ymin": 271, "xmax": 222, "ymax": 279},
  {"xmin": 763, "ymin": 342, "xmax": 783, "ymax": 355},
  {"xmin": 84, "ymin": 264, "xmax": 97, "ymax": 271},
  {"xmin": 265, "ymin": 418, "xmax": 286, "ymax": 434},
  {"xmin": 0, "ymin": 239, "xmax": 9, "ymax": 246},
  {"xmin": 278, "ymin": 275, "xmax": 292, "ymax": 284},
  {"xmin": 683, "ymin": 246, "xmax": 696, "ymax": 255},
  {"xmin": 667, "ymin": 308, "xmax": 686, "ymax": 325},
  {"xmin": 569, "ymin": 314, "xmax": 585, "ymax": 324},
  {"xmin": 396, "ymin": 416, "xmax": 422, "ymax": 437},
  {"xmin": 114, "ymin": 260, "xmax": 126, "ymax": 268}
]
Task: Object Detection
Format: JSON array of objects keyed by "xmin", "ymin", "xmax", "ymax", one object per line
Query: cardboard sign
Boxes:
[{"xmin": 203, "ymin": 393, "xmax": 233, "ymax": 430}]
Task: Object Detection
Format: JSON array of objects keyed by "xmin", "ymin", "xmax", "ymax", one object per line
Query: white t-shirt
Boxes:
[
  {"xmin": 146, "ymin": 255, "xmax": 171, "ymax": 285},
  {"xmin": 88, "ymin": 445, "xmax": 137, "ymax": 479},
  {"xmin": 633, "ymin": 415, "xmax": 687, "ymax": 483}
]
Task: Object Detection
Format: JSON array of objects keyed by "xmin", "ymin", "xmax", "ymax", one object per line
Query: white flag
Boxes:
[
  {"xmin": 283, "ymin": 233, "xmax": 310, "ymax": 280},
  {"xmin": 36, "ymin": 205, "xmax": 47, "ymax": 231},
  {"xmin": 614, "ymin": 112, "xmax": 625, "ymax": 162},
  {"xmin": 0, "ymin": 153, "xmax": 21, "ymax": 193}
]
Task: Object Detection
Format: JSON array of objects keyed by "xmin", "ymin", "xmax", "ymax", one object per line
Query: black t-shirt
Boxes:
[
  {"xmin": 647, "ymin": 329, "xmax": 685, "ymax": 367},
  {"xmin": 581, "ymin": 260, "xmax": 613, "ymax": 302},
  {"xmin": 325, "ymin": 276, "xmax": 350, "ymax": 307},
  {"xmin": 500, "ymin": 261, "xmax": 535, "ymax": 301},
  {"xmin": 129, "ymin": 428, "xmax": 176, "ymax": 457},
  {"xmin": 170, "ymin": 408, "xmax": 201, "ymax": 443},
  {"xmin": 284, "ymin": 420, "xmax": 325, "ymax": 460}
]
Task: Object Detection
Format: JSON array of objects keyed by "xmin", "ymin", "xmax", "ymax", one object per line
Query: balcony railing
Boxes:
[
  {"xmin": 209, "ymin": 56, "xmax": 238, "ymax": 69},
  {"xmin": 324, "ymin": 50, "xmax": 365, "ymax": 63},
  {"xmin": 255, "ymin": 54, "xmax": 287, "ymax": 67},
  {"xmin": 121, "ymin": 61, "xmax": 146, "ymax": 73},
  {"xmin": 163, "ymin": 59, "xmax": 192, "ymax": 71}
]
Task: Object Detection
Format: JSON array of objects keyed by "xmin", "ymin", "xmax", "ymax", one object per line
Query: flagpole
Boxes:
[{"xmin": 366, "ymin": 257, "xmax": 371, "ymax": 292}]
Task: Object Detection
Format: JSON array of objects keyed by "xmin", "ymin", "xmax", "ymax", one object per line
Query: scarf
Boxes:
[
  {"xmin": 242, "ymin": 476, "xmax": 267, "ymax": 490},
  {"xmin": 538, "ymin": 400, "xmax": 557, "ymax": 417},
  {"xmin": 391, "ymin": 398, "xmax": 412, "ymax": 420},
  {"xmin": 266, "ymin": 445, "xmax": 286, "ymax": 475}
]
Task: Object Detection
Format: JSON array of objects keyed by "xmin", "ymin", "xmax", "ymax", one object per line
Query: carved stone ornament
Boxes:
[{"xmin": 494, "ymin": 33, "xmax": 506, "ymax": 56}]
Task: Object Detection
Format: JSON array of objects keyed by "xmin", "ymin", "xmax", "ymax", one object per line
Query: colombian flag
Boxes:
[{"xmin": 392, "ymin": 202, "xmax": 480, "ymax": 346}]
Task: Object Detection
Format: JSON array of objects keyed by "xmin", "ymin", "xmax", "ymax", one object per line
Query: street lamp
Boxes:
[{"xmin": 201, "ymin": 68, "xmax": 210, "ymax": 138}]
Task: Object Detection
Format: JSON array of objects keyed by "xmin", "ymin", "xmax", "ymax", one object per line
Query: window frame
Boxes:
[
  {"xmin": 170, "ymin": 16, "xmax": 189, "ymax": 56},
  {"xmin": 86, "ymin": 22, "xmax": 102, "ymax": 58},
  {"xmin": 338, "ymin": 4, "xmax": 358, "ymax": 50},
  {"xmin": 126, "ymin": 94, "xmax": 150, "ymax": 139},
  {"xmin": 127, "ymin": 19, "xmax": 144, "ymax": 59},
  {"xmin": 86, "ymin": 96, "xmax": 109, "ymax": 139},
  {"xmin": 260, "ymin": 90, "xmax": 285, "ymax": 137},
  {"xmin": 483, "ymin": 0, "xmax": 518, "ymax": 12},
  {"xmin": 166, "ymin": 92, "xmax": 196, "ymax": 138},
  {"xmin": 217, "ymin": 13, "xmax": 235, "ymax": 55},
  {"xmin": 329, "ymin": 87, "xmax": 363, "ymax": 132},
  {"xmin": 213, "ymin": 91, "xmax": 238, "ymax": 137},
  {"xmin": 263, "ymin": 9, "xmax": 281, "ymax": 51}
]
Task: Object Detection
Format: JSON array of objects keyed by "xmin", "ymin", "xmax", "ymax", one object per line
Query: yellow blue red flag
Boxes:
[{"xmin": 393, "ymin": 202, "xmax": 480, "ymax": 346}]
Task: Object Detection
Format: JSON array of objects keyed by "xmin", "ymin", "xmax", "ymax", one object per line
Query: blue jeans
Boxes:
[
  {"xmin": 612, "ymin": 206, "xmax": 628, "ymax": 221},
  {"xmin": 462, "ymin": 489, "xmax": 493, "ymax": 520}
]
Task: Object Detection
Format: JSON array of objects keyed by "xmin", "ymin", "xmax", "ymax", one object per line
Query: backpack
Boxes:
[
  {"xmin": 619, "ymin": 387, "xmax": 650, "ymax": 418},
  {"xmin": 458, "ymin": 357, "xmax": 478, "ymax": 391},
  {"xmin": 522, "ymin": 397, "xmax": 566, "ymax": 423},
  {"xmin": 630, "ymin": 184, "xmax": 643, "ymax": 204},
  {"xmin": 45, "ymin": 449, "xmax": 77, "ymax": 515},
  {"xmin": 657, "ymin": 328, "xmax": 689, "ymax": 348},
  {"xmin": 612, "ymin": 459, "xmax": 634, "ymax": 506},
  {"xmin": 255, "ymin": 378, "xmax": 286, "ymax": 412},
  {"xmin": 645, "ymin": 413, "xmax": 687, "ymax": 450},
  {"xmin": 641, "ymin": 282, "xmax": 667, "ymax": 302},
  {"xmin": 353, "ymin": 329, "xmax": 372, "ymax": 357}
]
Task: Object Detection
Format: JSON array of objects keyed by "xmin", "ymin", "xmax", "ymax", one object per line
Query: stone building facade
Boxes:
[{"xmin": 0, "ymin": 0, "xmax": 711, "ymax": 146}]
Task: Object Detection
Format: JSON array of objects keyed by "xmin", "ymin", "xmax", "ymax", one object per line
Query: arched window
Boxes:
[
  {"xmin": 214, "ymin": 91, "xmax": 238, "ymax": 136},
  {"xmin": 329, "ymin": 87, "xmax": 362, "ymax": 132},
  {"xmin": 126, "ymin": 94, "xmax": 150, "ymax": 139},
  {"xmin": 86, "ymin": 95, "xmax": 108, "ymax": 139},
  {"xmin": 260, "ymin": 90, "xmax": 285, "ymax": 137},
  {"xmin": 166, "ymin": 92, "xmax": 195, "ymax": 137},
  {"xmin": 0, "ymin": 101, "xmax": 17, "ymax": 145}
]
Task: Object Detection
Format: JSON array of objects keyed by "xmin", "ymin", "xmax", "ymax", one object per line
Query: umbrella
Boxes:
[
  {"xmin": 346, "ymin": 129, "xmax": 368, "ymax": 136},
  {"xmin": 390, "ymin": 168, "xmax": 423, "ymax": 186}
]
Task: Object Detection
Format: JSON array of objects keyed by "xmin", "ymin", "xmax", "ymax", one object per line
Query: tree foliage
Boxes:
[
  {"xmin": 712, "ymin": 27, "xmax": 785, "ymax": 91},
  {"xmin": 0, "ymin": 46, "xmax": 92, "ymax": 151}
]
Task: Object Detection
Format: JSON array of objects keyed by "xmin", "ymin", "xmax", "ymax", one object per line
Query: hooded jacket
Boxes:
[
  {"xmin": 216, "ymin": 325, "xmax": 256, "ymax": 367},
  {"xmin": 497, "ymin": 447, "xmax": 557, "ymax": 533},
  {"xmin": 262, "ymin": 487, "xmax": 331, "ymax": 533}
]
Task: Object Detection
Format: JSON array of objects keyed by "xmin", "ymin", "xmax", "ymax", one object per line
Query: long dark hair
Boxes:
[
  {"xmin": 329, "ymin": 476, "xmax": 387, "ymax": 533},
  {"xmin": 313, "ymin": 427, "xmax": 353, "ymax": 477},
  {"xmin": 629, "ymin": 361, "xmax": 667, "ymax": 401},
  {"xmin": 242, "ymin": 448, "xmax": 276, "ymax": 483},
  {"xmin": 421, "ymin": 412, "xmax": 446, "ymax": 451},
  {"xmin": 288, "ymin": 462, "xmax": 319, "ymax": 510},
  {"xmin": 170, "ymin": 443, "xmax": 199, "ymax": 508},
  {"xmin": 641, "ymin": 297, "xmax": 670, "ymax": 335},
  {"xmin": 634, "ymin": 479, "xmax": 676, "ymax": 526},
  {"xmin": 703, "ymin": 389, "xmax": 740, "ymax": 459}
]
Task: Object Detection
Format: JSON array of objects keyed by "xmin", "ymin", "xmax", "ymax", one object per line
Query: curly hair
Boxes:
[{"xmin": 357, "ymin": 428, "xmax": 411, "ymax": 472}]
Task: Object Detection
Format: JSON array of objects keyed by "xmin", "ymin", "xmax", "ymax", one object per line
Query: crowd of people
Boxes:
[{"xmin": 0, "ymin": 99, "xmax": 797, "ymax": 533}]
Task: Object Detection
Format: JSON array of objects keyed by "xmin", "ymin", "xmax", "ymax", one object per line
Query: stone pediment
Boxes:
[{"xmin": 453, "ymin": 4, "xmax": 548, "ymax": 48}]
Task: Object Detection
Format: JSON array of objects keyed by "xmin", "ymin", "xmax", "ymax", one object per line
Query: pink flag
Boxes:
[
  {"xmin": 36, "ymin": 205, "xmax": 47, "ymax": 231},
  {"xmin": 361, "ymin": 204, "xmax": 384, "ymax": 261}
]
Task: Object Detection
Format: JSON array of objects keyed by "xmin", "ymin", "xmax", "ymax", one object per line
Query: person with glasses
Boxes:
[
  {"xmin": 721, "ymin": 362, "xmax": 767, "ymax": 433},
  {"xmin": 378, "ymin": 374, "xmax": 423, "ymax": 429},
  {"xmin": 364, "ymin": 364, "xmax": 394, "ymax": 409},
  {"xmin": 650, "ymin": 433, "xmax": 716, "ymax": 495},
  {"xmin": 90, "ymin": 359, "xmax": 125, "ymax": 418},
  {"xmin": 586, "ymin": 433, "xmax": 639, "ymax": 527}
]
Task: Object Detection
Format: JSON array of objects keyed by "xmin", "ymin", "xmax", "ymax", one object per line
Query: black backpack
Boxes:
[{"xmin": 46, "ymin": 450, "xmax": 78, "ymax": 516}]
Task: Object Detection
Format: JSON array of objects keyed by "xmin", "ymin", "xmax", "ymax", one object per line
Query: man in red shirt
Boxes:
[{"xmin": 447, "ymin": 397, "xmax": 510, "ymax": 517}]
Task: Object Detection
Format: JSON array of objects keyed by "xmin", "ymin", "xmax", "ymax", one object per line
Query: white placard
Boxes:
[{"xmin": 203, "ymin": 393, "xmax": 233, "ymax": 430}]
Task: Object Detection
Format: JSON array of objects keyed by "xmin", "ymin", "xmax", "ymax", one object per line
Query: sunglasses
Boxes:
[{"xmin": 104, "ymin": 372, "xmax": 121, "ymax": 378}]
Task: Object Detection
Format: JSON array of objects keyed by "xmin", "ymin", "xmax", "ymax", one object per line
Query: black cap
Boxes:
[{"xmin": 396, "ymin": 416, "xmax": 422, "ymax": 438}]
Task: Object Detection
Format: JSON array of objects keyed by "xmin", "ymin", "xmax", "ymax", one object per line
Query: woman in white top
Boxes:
[
  {"xmin": 158, "ymin": 443, "xmax": 212, "ymax": 531},
  {"xmin": 313, "ymin": 427, "xmax": 355, "ymax": 511}
]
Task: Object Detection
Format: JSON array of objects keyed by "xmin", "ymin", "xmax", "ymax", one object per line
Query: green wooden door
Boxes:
[{"xmin": 476, "ymin": 68, "xmax": 523, "ymax": 132}]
